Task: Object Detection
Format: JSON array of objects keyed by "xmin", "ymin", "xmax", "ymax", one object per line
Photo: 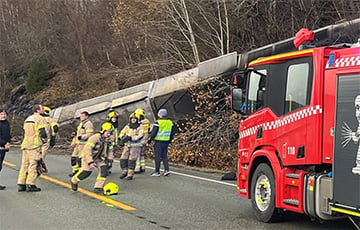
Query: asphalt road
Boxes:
[{"xmin": 0, "ymin": 149, "xmax": 355, "ymax": 230}]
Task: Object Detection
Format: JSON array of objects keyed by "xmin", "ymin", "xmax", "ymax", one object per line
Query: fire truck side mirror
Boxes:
[
  {"xmin": 231, "ymin": 71, "xmax": 247, "ymax": 88},
  {"xmin": 231, "ymin": 88, "xmax": 244, "ymax": 113}
]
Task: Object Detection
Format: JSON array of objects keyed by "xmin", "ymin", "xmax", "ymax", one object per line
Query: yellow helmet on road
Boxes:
[
  {"xmin": 103, "ymin": 182, "xmax": 119, "ymax": 195},
  {"xmin": 100, "ymin": 122, "xmax": 113, "ymax": 134},
  {"xmin": 43, "ymin": 106, "xmax": 51, "ymax": 116}
]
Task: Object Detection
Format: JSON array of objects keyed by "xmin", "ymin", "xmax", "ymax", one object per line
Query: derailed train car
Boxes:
[{"xmin": 52, "ymin": 52, "xmax": 238, "ymax": 130}]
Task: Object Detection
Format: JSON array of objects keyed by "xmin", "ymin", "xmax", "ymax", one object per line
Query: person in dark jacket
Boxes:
[
  {"xmin": 0, "ymin": 109, "xmax": 11, "ymax": 190},
  {"xmin": 148, "ymin": 109, "xmax": 174, "ymax": 177}
]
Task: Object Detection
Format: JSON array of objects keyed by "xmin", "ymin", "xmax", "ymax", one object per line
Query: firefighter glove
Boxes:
[
  {"xmin": 124, "ymin": 135, "xmax": 131, "ymax": 142},
  {"xmin": 50, "ymin": 136, "xmax": 56, "ymax": 147},
  {"xmin": 53, "ymin": 125, "xmax": 59, "ymax": 133}
]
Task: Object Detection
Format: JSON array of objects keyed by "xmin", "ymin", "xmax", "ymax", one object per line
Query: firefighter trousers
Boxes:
[
  {"xmin": 154, "ymin": 141, "xmax": 170, "ymax": 173},
  {"xmin": 135, "ymin": 145, "xmax": 146, "ymax": 173},
  {"xmin": 72, "ymin": 158, "xmax": 107, "ymax": 189},
  {"xmin": 70, "ymin": 144, "xmax": 85, "ymax": 173},
  {"xmin": 41, "ymin": 141, "xmax": 50, "ymax": 159},
  {"xmin": 120, "ymin": 146, "xmax": 141, "ymax": 177},
  {"xmin": 17, "ymin": 148, "xmax": 41, "ymax": 185}
]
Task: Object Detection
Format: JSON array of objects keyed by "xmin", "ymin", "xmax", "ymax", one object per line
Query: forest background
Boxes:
[{"xmin": 0, "ymin": 0, "xmax": 359, "ymax": 171}]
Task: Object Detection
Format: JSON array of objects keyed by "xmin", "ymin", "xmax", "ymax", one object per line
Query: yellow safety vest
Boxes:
[{"xmin": 155, "ymin": 119, "xmax": 173, "ymax": 141}]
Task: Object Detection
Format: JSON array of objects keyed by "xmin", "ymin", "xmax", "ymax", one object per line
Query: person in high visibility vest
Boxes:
[
  {"xmin": 148, "ymin": 109, "xmax": 174, "ymax": 177},
  {"xmin": 69, "ymin": 111, "xmax": 94, "ymax": 177},
  {"xmin": 17, "ymin": 104, "xmax": 48, "ymax": 192},
  {"xmin": 39, "ymin": 106, "xmax": 59, "ymax": 173},
  {"xmin": 71, "ymin": 122, "xmax": 113, "ymax": 194}
]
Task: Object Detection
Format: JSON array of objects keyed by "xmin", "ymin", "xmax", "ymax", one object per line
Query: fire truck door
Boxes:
[{"xmin": 333, "ymin": 74, "xmax": 360, "ymax": 209}]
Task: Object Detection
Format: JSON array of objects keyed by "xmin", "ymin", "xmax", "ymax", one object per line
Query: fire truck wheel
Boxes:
[{"xmin": 250, "ymin": 163, "xmax": 280, "ymax": 223}]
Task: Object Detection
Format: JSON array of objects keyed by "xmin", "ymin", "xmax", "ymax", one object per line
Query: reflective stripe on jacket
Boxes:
[
  {"xmin": 154, "ymin": 119, "xmax": 173, "ymax": 141},
  {"xmin": 119, "ymin": 125, "xmax": 144, "ymax": 147},
  {"xmin": 75, "ymin": 119, "xmax": 94, "ymax": 145},
  {"xmin": 21, "ymin": 113, "xmax": 47, "ymax": 150}
]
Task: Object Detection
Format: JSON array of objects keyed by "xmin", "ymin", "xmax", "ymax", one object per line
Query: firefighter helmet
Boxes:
[
  {"xmin": 43, "ymin": 106, "xmax": 51, "ymax": 116},
  {"xmin": 103, "ymin": 182, "xmax": 119, "ymax": 195},
  {"xmin": 100, "ymin": 122, "xmax": 113, "ymax": 134},
  {"xmin": 107, "ymin": 110, "xmax": 119, "ymax": 120},
  {"xmin": 134, "ymin": 108, "xmax": 145, "ymax": 120},
  {"xmin": 129, "ymin": 113, "xmax": 137, "ymax": 119}
]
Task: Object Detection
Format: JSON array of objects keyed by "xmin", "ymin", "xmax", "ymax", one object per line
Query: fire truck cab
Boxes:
[{"xmin": 231, "ymin": 29, "xmax": 360, "ymax": 224}]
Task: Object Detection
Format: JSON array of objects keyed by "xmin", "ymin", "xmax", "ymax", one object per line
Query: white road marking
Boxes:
[
  {"xmin": 114, "ymin": 159, "xmax": 236, "ymax": 187},
  {"xmin": 146, "ymin": 166, "xmax": 237, "ymax": 187}
]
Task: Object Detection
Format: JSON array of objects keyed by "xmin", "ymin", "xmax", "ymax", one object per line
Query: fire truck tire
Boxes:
[{"xmin": 250, "ymin": 163, "xmax": 280, "ymax": 223}]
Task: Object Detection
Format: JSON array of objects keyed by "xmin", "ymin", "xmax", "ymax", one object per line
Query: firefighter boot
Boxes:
[
  {"xmin": 119, "ymin": 159, "xmax": 128, "ymax": 179},
  {"xmin": 27, "ymin": 185, "xmax": 41, "ymax": 192},
  {"xmin": 71, "ymin": 181, "xmax": 78, "ymax": 191},
  {"xmin": 125, "ymin": 169, "xmax": 134, "ymax": 180},
  {"xmin": 18, "ymin": 184, "xmax": 26, "ymax": 192},
  {"xmin": 125, "ymin": 160, "xmax": 136, "ymax": 180},
  {"xmin": 134, "ymin": 160, "xmax": 141, "ymax": 174},
  {"xmin": 120, "ymin": 173, "xmax": 127, "ymax": 179},
  {"xmin": 94, "ymin": 188, "xmax": 103, "ymax": 194}
]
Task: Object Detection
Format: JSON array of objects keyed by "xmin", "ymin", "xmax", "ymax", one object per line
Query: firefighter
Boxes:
[
  {"xmin": 71, "ymin": 122, "xmax": 113, "ymax": 194},
  {"xmin": 69, "ymin": 111, "xmax": 94, "ymax": 177},
  {"xmin": 17, "ymin": 104, "xmax": 48, "ymax": 192},
  {"xmin": 118, "ymin": 113, "xmax": 144, "ymax": 180},
  {"xmin": 134, "ymin": 108, "xmax": 150, "ymax": 173},
  {"xmin": 39, "ymin": 106, "xmax": 59, "ymax": 173},
  {"xmin": 104, "ymin": 110, "xmax": 119, "ymax": 174},
  {"xmin": 148, "ymin": 109, "xmax": 174, "ymax": 177}
]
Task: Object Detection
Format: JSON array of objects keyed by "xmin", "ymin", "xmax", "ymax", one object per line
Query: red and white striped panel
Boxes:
[
  {"xmin": 330, "ymin": 56, "xmax": 360, "ymax": 68},
  {"xmin": 239, "ymin": 105, "xmax": 322, "ymax": 139}
]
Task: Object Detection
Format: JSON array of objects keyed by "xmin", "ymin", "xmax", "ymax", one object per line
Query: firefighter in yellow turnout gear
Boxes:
[
  {"xmin": 105, "ymin": 110, "xmax": 119, "ymax": 174},
  {"xmin": 134, "ymin": 108, "xmax": 150, "ymax": 173},
  {"xmin": 71, "ymin": 122, "xmax": 113, "ymax": 194},
  {"xmin": 69, "ymin": 111, "xmax": 93, "ymax": 177},
  {"xmin": 119, "ymin": 113, "xmax": 144, "ymax": 180},
  {"xmin": 17, "ymin": 104, "xmax": 48, "ymax": 192},
  {"xmin": 39, "ymin": 106, "xmax": 59, "ymax": 173}
]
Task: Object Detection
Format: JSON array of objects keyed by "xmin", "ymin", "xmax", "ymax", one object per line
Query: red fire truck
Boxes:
[{"xmin": 231, "ymin": 19, "xmax": 360, "ymax": 225}]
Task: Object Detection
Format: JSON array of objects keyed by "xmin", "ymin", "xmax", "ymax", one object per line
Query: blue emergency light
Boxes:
[{"xmin": 328, "ymin": 53, "xmax": 335, "ymax": 67}]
